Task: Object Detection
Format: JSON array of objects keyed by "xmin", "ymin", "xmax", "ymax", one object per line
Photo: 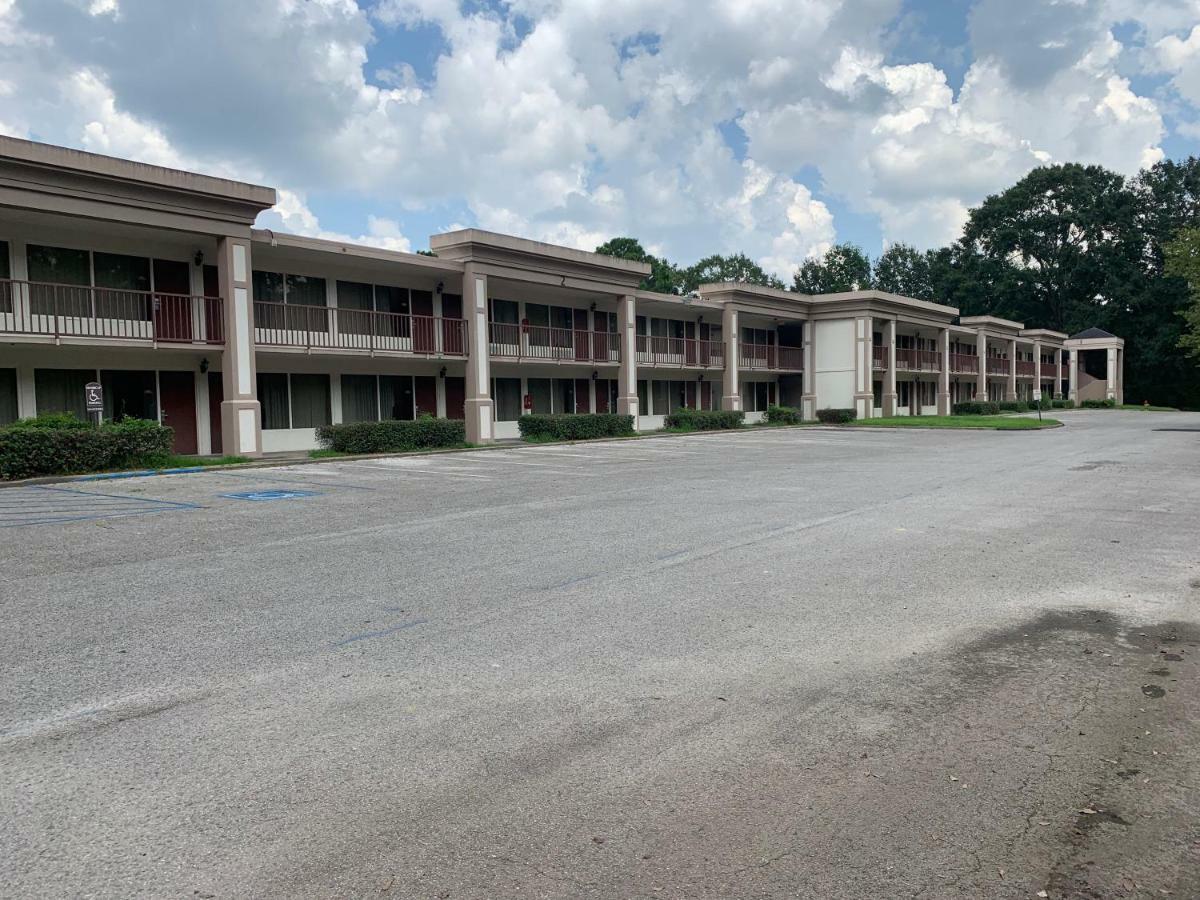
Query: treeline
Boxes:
[{"xmin": 596, "ymin": 159, "xmax": 1200, "ymax": 409}]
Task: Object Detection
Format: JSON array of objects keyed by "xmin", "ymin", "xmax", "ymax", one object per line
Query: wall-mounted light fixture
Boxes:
[
  {"xmin": 591, "ymin": 370, "xmax": 598, "ymax": 381},
  {"xmin": 697, "ymin": 373, "xmax": 704, "ymax": 383},
  {"xmin": 199, "ymin": 358, "xmax": 209, "ymax": 374},
  {"xmin": 193, "ymin": 250, "xmax": 204, "ymax": 268},
  {"xmin": 435, "ymin": 281, "xmax": 444, "ymax": 295},
  {"xmin": 439, "ymin": 366, "xmax": 446, "ymax": 379},
  {"xmin": 589, "ymin": 301, "xmax": 596, "ymax": 312}
]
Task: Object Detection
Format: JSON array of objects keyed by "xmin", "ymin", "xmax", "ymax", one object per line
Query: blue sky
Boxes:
[{"xmin": 2, "ymin": 0, "xmax": 1198, "ymax": 276}]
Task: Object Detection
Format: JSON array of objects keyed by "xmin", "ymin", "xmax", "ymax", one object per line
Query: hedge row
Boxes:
[
  {"xmin": 1050, "ymin": 399, "xmax": 1075, "ymax": 409},
  {"xmin": 952, "ymin": 401, "xmax": 1001, "ymax": 415},
  {"xmin": 518, "ymin": 413, "xmax": 635, "ymax": 440},
  {"xmin": 316, "ymin": 417, "xmax": 466, "ymax": 453},
  {"xmin": 1080, "ymin": 398, "xmax": 1117, "ymax": 409},
  {"xmin": 664, "ymin": 409, "xmax": 745, "ymax": 430},
  {"xmin": 816, "ymin": 407, "xmax": 856, "ymax": 424},
  {"xmin": 765, "ymin": 404, "xmax": 803, "ymax": 424},
  {"xmin": 953, "ymin": 399, "xmax": 1075, "ymax": 415},
  {"xmin": 0, "ymin": 415, "xmax": 174, "ymax": 480}
]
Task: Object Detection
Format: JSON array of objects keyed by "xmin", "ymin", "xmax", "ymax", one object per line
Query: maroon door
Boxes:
[
  {"xmin": 701, "ymin": 381, "xmax": 712, "ymax": 410},
  {"xmin": 574, "ymin": 309, "xmax": 590, "ymax": 361},
  {"xmin": 574, "ymin": 378, "xmax": 591, "ymax": 413},
  {"xmin": 414, "ymin": 375, "xmax": 437, "ymax": 417},
  {"xmin": 153, "ymin": 259, "xmax": 193, "ymax": 342},
  {"xmin": 159, "ymin": 370, "xmax": 197, "ymax": 454},
  {"xmin": 595, "ymin": 379, "xmax": 610, "ymax": 413},
  {"xmin": 444, "ymin": 376, "xmax": 466, "ymax": 419},
  {"xmin": 412, "ymin": 291, "xmax": 435, "ymax": 353},
  {"xmin": 440, "ymin": 293, "xmax": 464, "ymax": 355},
  {"xmin": 685, "ymin": 381, "xmax": 697, "ymax": 408},
  {"xmin": 208, "ymin": 371, "xmax": 223, "ymax": 454}
]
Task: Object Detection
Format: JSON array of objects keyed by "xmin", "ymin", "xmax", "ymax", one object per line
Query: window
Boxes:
[
  {"xmin": 341, "ymin": 374, "xmax": 379, "ymax": 423},
  {"xmin": 101, "ymin": 370, "xmax": 157, "ymax": 421},
  {"xmin": 741, "ymin": 382, "xmax": 753, "ymax": 411},
  {"xmin": 596, "ymin": 311, "xmax": 617, "ymax": 333},
  {"xmin": 336, "ymin": 281, "xmax": 374, "ymax": 311},
  {"xmin": 35, "ymin": 369, "xmax": 93, "ymax": 419},
  {"xmin": 493, "ymin": 377, "xmax": 522, "ymax": 421},
  {"xmin": 873, "ymin": 380, "xmax": 883, "ymax": 407},
  {"xmin": 93, "ymin": 252, "xmax": 151, "ymax": 320},
  {"xmin": 490, "ymin": 298, "xmax": 519, "ymax": 324},
  {"xmin": 0, "ymin": 368, "xmax": 17, "ymax": 425},
  {"xmin": 375, "ymin": 285, "xmax": 409, "ymax": 317},
  {"xmin": 28, "ymin": 245, "xmax": 90, "ymax": 316},
  {"xmin": 285, "ymin": 274, "xmax": 326, "ymax": 307},
  {"xmin": 528, "ymin": 377, "xmax": 552, "ymax": 414},
  {"xmin": 380, "ymin": 375, "xmax": 414, "ymax": 420},
  {"xmin": 652, "ymin": 380, "xmax": 669, "ymax": 414},
  {"xmin": 252, "ymin": 270, "xmax": 285, "ymax": 303},
  {"xmin": 257, "ymin": 373, "xmax": 290, "ymax": 430},
  {"xmin": 553, "ymin": 378, "xmax": 575, "ymax": 414},
  {"xmin": 290, "ymin": 374, "xmax": 330, "ymax": 428},
  {"xmin": 637, "ymin": 379, "xmax": 648, "ymax": 414}
]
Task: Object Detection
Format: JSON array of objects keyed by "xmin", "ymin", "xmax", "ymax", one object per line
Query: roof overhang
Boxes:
[
  {"xmin": 959, "ymin": 314, "xmax": 1025, "ymax": 335},
  {"xmin": 1065, "ymin": 335, "xmax": 1124, "ymax": 350},
  {"xmin": 1019, "ymin": 328, "xmax": 1068, "ymax": 343}
]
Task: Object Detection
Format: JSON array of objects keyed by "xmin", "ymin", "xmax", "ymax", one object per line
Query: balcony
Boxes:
[
  {"xmin": 254, "ymin": 302, "xmax": 465, "ymax": 356},
  {"xmin": 895, "ymin": 348, "xmax": 942, "ymax": 372},
  {"xmin": 636, "ymin": 335, "xmax": 723, "ymax": 368},
  {"xmin": 949, "ymin": 353, "xmax": 978, "ymax": 374},
  {"xmin": 1040, "ymin": 362, "xmax": 1061, "ymax": 378},
  {"xmin": 490, "ymin": 322, "xmax": 620, "ymax": 364},
  {"xmin": 986, "ymin": 357, "xmax": 1010, "ymax": 376},
  {"xmin": 0, "ymin": 279, "xmax": 224, "ymax": 344},
  {"xmin": 1015, "ymin": 360, "xmax": 1037, "ymax": 377},
  {"xmin": 872, "ymin": 345, "xmax": 887, "ymax": 370},
  {"xmin": 739, "ymin": 342, "xmax": 803, "ymax": 371}
]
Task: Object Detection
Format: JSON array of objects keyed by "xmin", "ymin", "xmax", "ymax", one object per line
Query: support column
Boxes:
[
  {"xmin": 1006, "ymin": 338, "xmax": 1018, "ymax": 401},
  {"xmin": 975, "ymin": 331, "xmax": 987, "ymax": 400},
  {"xmin": 854, "ymin": 316, "xmax": 873, "ymax": 419},
  {"xmin": 1068, "ymin": 348, "xmax": 1078, "ymax": 403},
  {"xmin": 1115, "ymin": 348, "xmax": 1124, "ymax": 405},
  {"xmin": 1056, "ymin": 348, "xmax": 1066, "ymax": 399},
  {"xmin": 801, "ymin": 320, "xmax": 816, "ymax": 419},
  {"xmin": 722, "ymin": 306, "xmax": 741, "ymax": 411},
  {"xmin": 1032, "ymin": 341, "xmax": 1042, "ymax": 403},
  {"xmin": 15, "ymin": 364, "xmax": 36, "ymax": 419},
  {"xmin": 937, "ymin": 327, "xmax": 951, "ymax": 415},
  {"xmin": 462, "ymin": 263, "xmax": 493, "ymax": 443},
  {"xmin": 216, "ymin": 235, "xmax": 262, "ymax": 457},
  {"xmin": 882, "ymin": 319, "xmax": 897, "ymax": 416},
  {"xmin": 1106, "ymin": 347, "xmax": 1118, "ymax": 403},
  {"xmin": 616, "ymin": 294, "xmax": 638, "ymax": 426}
]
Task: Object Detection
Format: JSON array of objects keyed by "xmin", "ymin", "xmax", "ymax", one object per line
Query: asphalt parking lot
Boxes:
[{"xmin": 2, "ymin": 411, "xmax": 1199, "ymax": 899}]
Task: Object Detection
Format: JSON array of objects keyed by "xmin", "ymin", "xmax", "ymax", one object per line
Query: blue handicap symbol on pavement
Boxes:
[{"xmin": 221, "ymin": 489, "xmax": 320, "ymax": 502}]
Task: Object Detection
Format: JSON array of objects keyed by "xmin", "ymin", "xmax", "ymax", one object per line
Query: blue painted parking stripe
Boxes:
[{"xmin": 34, "ymin": 485, "xmax": 202, "ymax": 508}]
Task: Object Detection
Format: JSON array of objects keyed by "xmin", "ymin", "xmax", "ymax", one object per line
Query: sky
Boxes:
[{"xmin": 1, "ymin": 0, "xmax": 1198, "ymax": 280}]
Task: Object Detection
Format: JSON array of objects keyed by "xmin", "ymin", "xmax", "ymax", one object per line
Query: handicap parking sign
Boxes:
[{"xmin": 221, "ymin": 489, "xmax": 319, "ymax": 502}]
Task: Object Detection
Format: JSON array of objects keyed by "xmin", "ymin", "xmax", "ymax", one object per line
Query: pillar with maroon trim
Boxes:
[
  {"xmin": 216, "ymin": 235, "xmax": 262, "ymax": 456},
  {"xmin": 462, "ymin": 262, "xmax": 494, "ymax": 444}
]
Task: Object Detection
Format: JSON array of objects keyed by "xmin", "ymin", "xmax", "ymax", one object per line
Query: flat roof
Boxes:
[
  {"xmin": 251, "ymin": 229, "xmax": 463, "ymax": 272},
  {"xmin": 807, "ymin": 289, "xmax": 959, "ymax": 318},
  {"xmin": 959, "ymin": 314, "xmax": 1026, "ymax": 331},
  {"xmin": 430, "ymin": 228, "xmax": 651, "ymax": 276}
]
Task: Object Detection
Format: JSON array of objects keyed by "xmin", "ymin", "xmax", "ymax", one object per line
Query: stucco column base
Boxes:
[
  {"xmin": 882, "ymin": 393, "xmax": 897, "ymax": 416},
  {"xmin": 464, "ymin": 398, "xmax": 494, "ymax": 444},
  {"xmin": 722, "ymin": 394, "xmax": 742, "ymax": 412},
  {"xmin": 220, "ymin": 399, "xmax": 262, "ymax": 457},
  {"xmin": 854, "ymin": 392, "xmax": 873, "ymax": 420},
  {"xmin": 937, "ymin": 392, "xmax": 951, "ymax": 416},
  {"xmin": 617, "ymin": 395, "xmax": 639, "ymax": 429},
  {"xmin": 801, "ymin": 394, "xmax": 816, "ymax": 420}
]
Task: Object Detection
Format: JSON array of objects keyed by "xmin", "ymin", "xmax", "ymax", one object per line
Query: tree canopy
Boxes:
[{"xmin": 792, "ymin": 243, "xmax": 872, "ymax": 293}]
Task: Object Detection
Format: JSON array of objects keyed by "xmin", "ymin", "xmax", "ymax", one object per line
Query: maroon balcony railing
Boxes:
[
  {"xmin": 0, "ymin": 278, "xmax": 224, "ymax": 344},
  {"xmin": 949, "ymin": 353, "xmax": 978, "ymax": 374},
  {"xmin": 739, "ymin": 342, "xmax": 803, "ymax": 371},
  {"xmin": 489, "ymin": 321, "xmax": 620, "ymax": 363},
  {"xmin": 895, "ymin": 348, "xmax": 941, "ymax": 372},
  {"xmin": 986, "ymin": 357, "xmax": 1010, "ymax": 375},
  {"xmin": 1016, "ymin": 360, "xmax": 1037, "ymax": 377},
  {"xmin": 872, "ymin": 345, "xmax": 887, "ymax": 369},
  {"xmin": 635, "ymin": 335, "xmax": 724, "ymax": 367},
  {"xmin": 1039, "ymin": 362, "xmax": 1059, "ymax": 378},
  {"xmin": 254, "ymin": 301, "xmax": 465, "ymax": 356}
]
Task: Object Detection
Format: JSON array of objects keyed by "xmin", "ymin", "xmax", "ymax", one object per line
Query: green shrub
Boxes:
[
  {"xmin": 316, "ymin": 417, "xmax": 466, "ymax": 453},
  {"xmin": 1080, "ymin": 398, "xmax": 1117, "ymax": 409},
  {"xmin": 816, "ymin": 407, "xmax": 856, "ymax": 424},
  {"xmin": 996, "ymin": 400, "xmax": 1030, "ymax": 412},
  {"xmin": 663, "ymin": 409, "xmax": 745, "ymax": 431},
  {"xmin": 765, "ymin": 404, "xmax": 803, "ymax": 424},
  {"xmin": 1050, "ymin": 399, "xmax": 1075, "ymax": 409},
  {"xmin": 0, "ymin": 416, "xmax": 174, "ymax": 480},
  {"xmin": 952, "ymin": 401, "xmax": 1000, "ymax": 415},
  {"xmin": 517, "ymin": 413, "xmax": 635, "ymax": 441}
]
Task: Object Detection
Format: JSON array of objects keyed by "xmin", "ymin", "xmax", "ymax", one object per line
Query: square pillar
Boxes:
[
  {"xmin": 975, "ymin": 331, "xmax": 987, "ymax": 400},
  {"xmin": 937, "ymin": 327, "xmax": 951, "ymax": 415},
  {"xmin": 801, "ymin": 321, "xmax": 816, "ymax": 419},
  {"xmin": 616, "ymin": 294, "xmax": 638, "ymax": 425},
  {"xmin": 1106, "ymin": 347, "xmax": 1118, "ymax": 403},
  {"xmin": 462, "ymin": 263, "xmax": 493, "ymax": 443},
  {"xmin": 722, "ymin": 306, "xmax": 741, "ymax": 411},
  {"xmin": 854, "ymin": 316, "xmax": 874, "ymax": 419},
  {"xmin": 217, "ymin": 235, "xmax": 262, "ymax": 457},
  {"xmin": 1032, "ymin": 341, "xmax": 1042, "ymax": 402},
  {"xmin": 1068, "ymin": 349, "xmax": 1078, "ymax": 402},
  {"xmin": 882, "ymin": 319, "xmax": 897, "ymax": 416},
  {"xmin": 1006, "ymin": 338, "xmax": 1018, "ymax": 401}
]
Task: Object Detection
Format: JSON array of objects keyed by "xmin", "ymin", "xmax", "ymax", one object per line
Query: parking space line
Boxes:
[{"xmin": 341, "ymin": 462, "xmax": 491, "ymax": 479}]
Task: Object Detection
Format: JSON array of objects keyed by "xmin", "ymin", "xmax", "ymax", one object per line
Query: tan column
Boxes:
[
  {"xmin": 1068, "ymin": 348, "xmax": 1078, "ymax": 402},
  {"xmin": 937, "ymin": 327, "xmax": 951, "ymax": 415},
  {"xmin": 721, "ymin": 306, "xmax": 741, "ymax": 411},
  {"xmin": 462, "ymin": 263, "xmax": 494, "ymax": 443},
  {"xmin": 975, "ymin": 331, "xmax": 987, "ymax": 400},
  {"xmin": 616, "ymin": 294, "xmax": 638, "ymax": 425},
  {"xmin": 1006, "ymin": 338, "xmax": 1018, "ymax": 401},
  {"xmin": 216, "ymin": 235, "xmax": 262, "ymax": 457},
  {"xmin": 1032, "ymin": 341, "xmax": 1043, "ymax": 402},
  {"xmin": 854, "ymin": 316, "xmax": 873, "ymax": 419},
  {"xmin": 801, "ymin": 320, "xmax": 816, "ymax": 419},
  {"xmin": 1115, "ymin": 348, "xmax": 1124, "ymax": 404},
  {"xmin": 882, "ymin": 319, "xmax": 897, "ymax": 416}
]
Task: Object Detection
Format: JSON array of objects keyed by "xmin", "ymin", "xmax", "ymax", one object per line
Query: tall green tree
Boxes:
[
  {"xmin": 872, "ymin": 243, "xmax": 934, "ymax": 299},
  {"xmin": 1166, "ymin": 227, "xmax": 1200, "ymax": 361},
  {"xmin": 792, "ymin": 243, "xmax": 872, "ymax": 293},
  {"xmin": 594, "ymin": 236, "xmax": 682, "ymax": 294},
  {"xmin": 680, "ymin": 253, "xmax": 785, "ymax": 293}
]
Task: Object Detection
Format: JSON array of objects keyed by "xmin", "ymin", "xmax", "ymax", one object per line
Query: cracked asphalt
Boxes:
[{"xmin": 2, "ymin": 410, "xmax": 1199, "ymax": 899}]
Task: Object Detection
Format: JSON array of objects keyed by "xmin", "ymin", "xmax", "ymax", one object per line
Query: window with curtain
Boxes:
[
  {"xmin": 380, "ymin": 375, "xmax": 414, "ymax": 420},
  {"xmin": 290, "ymin": 374, "xmax": 331, "ymax": 428},
  {"xmin": 0, "ymin": 368, "xmax": 18, "ymax": 425},
  {"xmin": 340, "ymin": 374, "xmax": 378, "ymax": 423},
  {"xmin": 741, "ymin": 382, "xmax": 754, "ymax": 411},
  {"xmin": 755, "ymin": 382, "xmax": 769, "ymax": 411},
  {"xmin": 252, "ymin": 271, "xmax": 286, "ymax": 332},
  {"xmin": 552, "ymin": 378, "xmax": 575, "ymax": 414},
  {"xmin": 652, "ymin": 380, "xmax": 669, "ymax": 414},
  {"xmin": 493, "ymin": 377, "xmax": 521, "ymax": 421},
  {"xmin": 490, "ymin": 298, "xmax": 519, "ymax": 324},
  {"xmin": 637, "ymin": 379, "xmax": 648, "ymax": 414},
  {"xmin": 285, "ymin": 275, "xmax": 327, "ymax": 333},
  {"xmin": 337, "ymin": 281, "xmax": 374, "ymax": 336},
  {"xmin": 28, "ymin": 245, "xmax": 91, "ymax": 316},
  {"xmin": 93, "ymin": 252, "xmax": 151, "ymax": 320},
  {"xmin": 528, "ymin": 377, "xmax": 552, "ymax": 414},
  {"xmin": 101, "ymin": 369, "xmax": 157, "ymax": 421},
  {"xmin": 34, "ymin": 368, "xmax": 92, "ymax": 419},
  {"xmin": 257, "ymin": 373, "xmax": 290, "ymax": 429}
]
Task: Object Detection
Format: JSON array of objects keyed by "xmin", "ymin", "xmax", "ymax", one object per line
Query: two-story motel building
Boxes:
[{"xmin": 0, "ymin": 137, "xmax": 1126, "ymax": 456}]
